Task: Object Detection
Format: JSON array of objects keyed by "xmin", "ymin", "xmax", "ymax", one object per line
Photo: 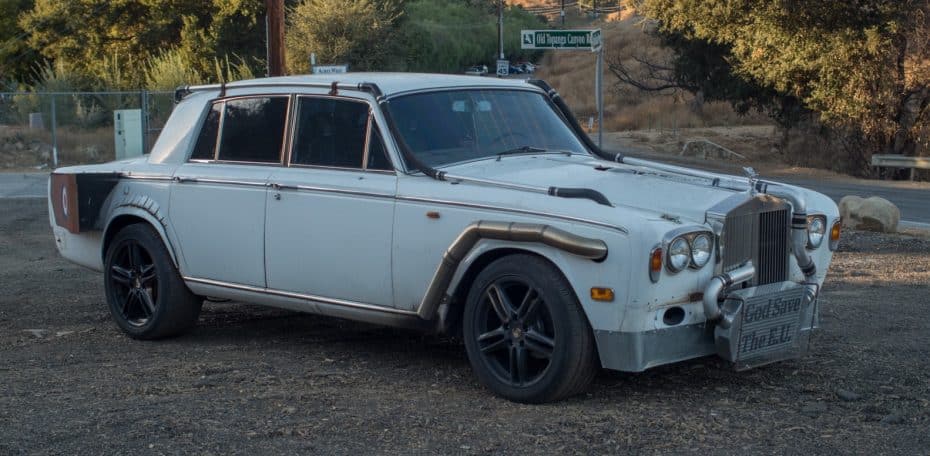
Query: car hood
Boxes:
[{"xmin": 438, "ymin": 154, "xmax": 749, "ymax": 224}]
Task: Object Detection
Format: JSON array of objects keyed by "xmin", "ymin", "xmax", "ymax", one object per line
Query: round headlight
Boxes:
[
  {"xmin": 667, "ymin": 237, "xmax": 690, "ymax": 272},
  {"xmin": 690, "ymin": 233, "xmax": 712, "ymax": 268},
  {"xmin": 808, "ymin": 216, "xmax": 825, "ymax": 249}
]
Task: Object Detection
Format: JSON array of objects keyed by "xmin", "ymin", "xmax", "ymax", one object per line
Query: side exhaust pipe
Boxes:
[{"xmin": 416, "ymin": 221, "xmax": 608, "ymax": 320}]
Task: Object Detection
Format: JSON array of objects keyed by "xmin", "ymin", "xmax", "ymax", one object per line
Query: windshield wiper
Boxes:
[{"xmin": 496, "ymin": 145, "xmax": 548, "ymax": 160}]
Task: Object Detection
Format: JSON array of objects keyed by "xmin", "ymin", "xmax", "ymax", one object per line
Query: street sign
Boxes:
[
  {"xmin": 312, "ymin": 64, "xmax": 349, "ymax": 75},
  {"xmin": 521, "ymin": 29, "xmax": 602, "ymax": 52},
  {"xmin": 496, "ymin": 59, "xmax": 509, "ymax": 77},
  {"xmin": 521, "ymin": 29, "xmax": 605, "ymax": 149}
]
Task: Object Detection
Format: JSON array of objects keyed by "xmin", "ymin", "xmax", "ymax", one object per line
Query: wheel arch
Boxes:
[
  {"xmin": 102, "ymin": 209, "xmax": 179, "ymax": 268},
  {"xmin": 444, "ymin": 245, "xmax": 585, "ymax": 338}
]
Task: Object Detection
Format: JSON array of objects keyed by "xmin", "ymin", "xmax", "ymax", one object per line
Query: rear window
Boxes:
[
  {"xmin": 217, "ymin": 97, "xmax": 289, "ymax": 163},
  {"xmin": 190, "ymin": 103, "xmax": 221, "ymax": 160},
  {"xmin": 189, "ymin": 96, "xmax": 289, "ymax": 163}
]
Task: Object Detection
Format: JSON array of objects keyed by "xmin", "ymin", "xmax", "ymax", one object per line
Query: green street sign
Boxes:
[{"xmin": 520, "ymin": 29, "xmax": 602, "ymax": 52}]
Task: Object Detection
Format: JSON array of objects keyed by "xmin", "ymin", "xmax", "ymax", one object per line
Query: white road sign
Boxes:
[
  {"xmin": 521, "ymin": 29, "xmax": 602, "ymax": 52},
  {"xmin": 312, "ymin": 64, "xmax": 349, "ymax": 75}
]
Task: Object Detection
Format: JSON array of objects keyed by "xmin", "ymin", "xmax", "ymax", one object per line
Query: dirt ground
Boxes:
[{"xmin": 1, "ymin": 198, "xmax": 929, "ymax": 455}]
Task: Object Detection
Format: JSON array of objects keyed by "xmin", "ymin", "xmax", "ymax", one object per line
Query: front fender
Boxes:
[{"xmin": 447, "ymin": 233, "xmax": 632, "ymax": 334}]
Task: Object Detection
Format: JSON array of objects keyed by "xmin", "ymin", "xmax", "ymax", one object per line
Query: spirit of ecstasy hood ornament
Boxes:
[{"xmin": 743, "ymin": 167, "xmax": 759, "ymax": 194}]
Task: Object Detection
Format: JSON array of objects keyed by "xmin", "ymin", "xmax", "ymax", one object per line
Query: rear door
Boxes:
[{"xmin": 169, "ymin": 96, "xmax": 289, "ymax": 287}]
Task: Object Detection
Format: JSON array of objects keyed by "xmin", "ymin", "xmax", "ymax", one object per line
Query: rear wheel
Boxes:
[
  {"xmin": 104, "ymin": 224, "xmax": 201, "ymax": 339},
  {"xmin": 463, "ymin": 254, "xmax": 598, "ymax": 403}
]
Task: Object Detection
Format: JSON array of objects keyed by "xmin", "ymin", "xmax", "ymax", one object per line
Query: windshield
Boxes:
[{"xmin": 386, "ymin": 89, "xmax": 590, "ymax": 168}]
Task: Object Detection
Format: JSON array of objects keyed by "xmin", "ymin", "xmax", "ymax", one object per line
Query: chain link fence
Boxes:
[{"xmin": 0, "ymin": 90, "xmax": 175, "ymax": 169}]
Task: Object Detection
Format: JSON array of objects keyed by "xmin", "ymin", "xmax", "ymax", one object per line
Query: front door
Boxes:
[{"xmin": 264, "ymin": 96, "xmax": 396, "ymax": 307}]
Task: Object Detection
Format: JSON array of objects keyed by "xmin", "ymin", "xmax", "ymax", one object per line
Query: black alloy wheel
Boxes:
[
  {"xmin": 463, "ymin": 254, "xmax": 598, "ymax": 403},
  {"xmin": 108, "ymin": 240, "xmax": 159, "ymax": 327},
  {"xmin": 474, "ymin": 279, "xmax": 556, "ymax": 387},
  {"xmin": 104, "ymin": 224, "xmax": 202, "ymax": 339}
]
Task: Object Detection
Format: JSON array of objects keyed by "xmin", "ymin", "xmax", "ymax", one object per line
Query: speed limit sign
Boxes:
[{"xmin": 496, "ymin": 59, "xmax": 509, "ymax": 77}]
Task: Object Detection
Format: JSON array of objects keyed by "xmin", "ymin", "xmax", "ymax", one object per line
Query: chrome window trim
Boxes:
[
  {"xmin": 362, "ymin": 108, "xmax": 373, "ymax": 170},
  {"xmin": 287, "ymin": 163, "xmax": 396, "ymax": 175},
  {"xmin": 120, "ymin": 173, "xmax": 174, "ymax": 181},
  {"xmin": 184, "ymin": 276, "xmax": 418, "ymax": 316},
  {"xmin": 174, "ymin": 177, "xmax": 268, "ymax": 188},
  {"xmin": 274, "ymin": 183, "xmax": 394, "ymax": 200},
  {"xmin": 395, "ymin": 195, "xmax": 629, "ymax": 234}
]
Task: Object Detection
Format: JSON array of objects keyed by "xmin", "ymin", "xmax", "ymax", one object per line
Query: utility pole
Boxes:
[
  {"xmin": 266, "ymin": 0, "xmax": 286, "ymax": 77},
  {"xmin": 498, "ymin": 0, "xmax": 505, "ymax": 60},
  {"xmin": 561, "ymin": 0, "xmax": 565, "ymax": 25}
]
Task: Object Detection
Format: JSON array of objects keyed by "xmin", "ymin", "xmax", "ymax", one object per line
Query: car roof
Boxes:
[{"xmin": 224, "ymin": 72, "xmax": 538, "ymax": 97}]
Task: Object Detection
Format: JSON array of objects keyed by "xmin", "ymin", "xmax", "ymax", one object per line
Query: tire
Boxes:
[
  {"xmin": 103, "ymin": 224, "xmax": 202, "ymax": 339},
  {"xmin": 462, "ymin": 254, "xmax": 598, "ymax": 403}
]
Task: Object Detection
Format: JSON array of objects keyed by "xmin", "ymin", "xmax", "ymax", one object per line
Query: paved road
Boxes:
[
  {"xmin": 770, "ymin": 174, "xmax": 930, "ymax": 225},
  {"xmin": 2, "ymin": 168, "xmax": 928, "ymax": 224},
  {"xmin": 0, "ymin": 172, "xmax": 47, "ymax": 199}
]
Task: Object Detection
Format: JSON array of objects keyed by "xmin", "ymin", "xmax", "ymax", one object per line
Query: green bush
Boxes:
[{"xmin": 395, "ymin": 0, "xmax": 545, "ymax": 73}]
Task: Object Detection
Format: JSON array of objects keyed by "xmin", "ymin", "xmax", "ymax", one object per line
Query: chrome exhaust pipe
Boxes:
[
  {"xmin": 416, "ymin": 221, "xmax": 608, "ymax": 320},
  {"xmin": 703, "ymin": 261, "xmax": 755, "ymax": 328}
]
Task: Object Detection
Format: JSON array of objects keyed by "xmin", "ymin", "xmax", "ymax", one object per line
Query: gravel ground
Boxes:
[{"xmin": 1, "ymin": 198, "xmax": 929, "ymax": 455}]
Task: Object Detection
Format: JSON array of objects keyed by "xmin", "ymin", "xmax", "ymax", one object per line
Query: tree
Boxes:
[
  {"xmin": 0, "ymin": 0, "xmax": 36, "ymax": 83},
  {"xmin": 628, "ymin": 0, "xmax": 930, "ymax": 170},
  {"xmin": 18, "ymin": 0, "xmax": 266, "ymax": 88},
  {"xmin": 285, "ymin": 0, "xmax": 402, "ymax": 74}
]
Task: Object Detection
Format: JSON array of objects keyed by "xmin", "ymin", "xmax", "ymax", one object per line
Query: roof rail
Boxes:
[{"xmin": 174, "ymin": 80, "xmax": 384, "ymax": 103}]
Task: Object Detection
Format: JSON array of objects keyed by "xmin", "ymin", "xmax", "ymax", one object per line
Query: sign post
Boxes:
[{"xmin": 522, "ymin": 29, "xmax": 604, "ymax": 148}]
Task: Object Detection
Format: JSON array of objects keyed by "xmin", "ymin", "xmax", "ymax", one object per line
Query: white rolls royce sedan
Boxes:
[{"xmin": 48, "ymin": 73, "xmax": 841, "ymax": 403}]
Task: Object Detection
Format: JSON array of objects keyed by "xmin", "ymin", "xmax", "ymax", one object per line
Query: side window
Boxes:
[
  {"xmin": 217, "ymin": 97, "xmax": 288, "ymax": 163},
  {"xmin": 190, "ymin": 103, "xmax": 221, "ymax": 160},
  {"xmin": 292, "ymin": 97, "xmax": 368, "ymax": 168},
  {"xmin": 366, "ymin": 125, "xmax": 393, "ymax": 171}
]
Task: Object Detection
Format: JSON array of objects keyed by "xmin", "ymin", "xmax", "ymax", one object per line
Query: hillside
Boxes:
[{"xmin": 528, "ymin": 12, "xmax": 763, "ymax": 132}]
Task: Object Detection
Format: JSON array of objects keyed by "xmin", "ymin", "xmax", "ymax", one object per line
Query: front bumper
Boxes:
[{"xmin": 595, "ymin": 279, "xmax": 821, "ymax": 372}]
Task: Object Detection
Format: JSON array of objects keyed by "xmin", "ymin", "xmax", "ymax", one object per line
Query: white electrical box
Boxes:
[{"xmin": 114, "ymin": 109, "xmax": 144, "ymax": 160}]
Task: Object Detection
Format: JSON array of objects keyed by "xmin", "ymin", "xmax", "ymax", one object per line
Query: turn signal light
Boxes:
[
  {"xmin": 829, "ymin": 219, "xmax": 842, "ymax": 251},
  {"xmin": 649, "ymin": 247, "xmax": 663, "ymax": 283},
  {"xmin": 590, "ymin": 287, "xmax": 615, "ymax": 302}
]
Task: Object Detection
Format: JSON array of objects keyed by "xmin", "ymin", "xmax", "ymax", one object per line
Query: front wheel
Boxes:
[
  {"xmin": 463, "ymin": 254, "xmax": 598, "ymax": 403},
  {"xmin": 104, "ymin": 224, "xmax": 202, "ymax": 339}
]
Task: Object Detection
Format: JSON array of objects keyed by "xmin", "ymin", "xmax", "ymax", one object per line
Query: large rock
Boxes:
[{"xmin": 839, "ymin": 195, "xmax": 900, "ymax": 233}]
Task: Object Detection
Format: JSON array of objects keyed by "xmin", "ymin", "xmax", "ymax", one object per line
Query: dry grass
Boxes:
[{"xmin": 0, "ymin": 125, "xmax": 114, "ymax": 169}]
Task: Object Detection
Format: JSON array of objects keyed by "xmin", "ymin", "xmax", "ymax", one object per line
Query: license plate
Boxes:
[
  {"xmin": 737, "ymin": 290, "xmax": 805, "ymax": 360},
  {"xmin": 714, "ymin": 282, "xmax": 813, "ymax": 369}
]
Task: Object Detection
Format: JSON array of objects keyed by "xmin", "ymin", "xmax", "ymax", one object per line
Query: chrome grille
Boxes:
[
  {"xmin": 757, "ymin": 209, "xmax": 790, "ymax": 285},
  {"xmin": 722, "ymin": 213, "xmax": 754, "ymax": 274},
  {"xmin": 716, "ymin": 195, "xmax": 791, "ymax": 286}
]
